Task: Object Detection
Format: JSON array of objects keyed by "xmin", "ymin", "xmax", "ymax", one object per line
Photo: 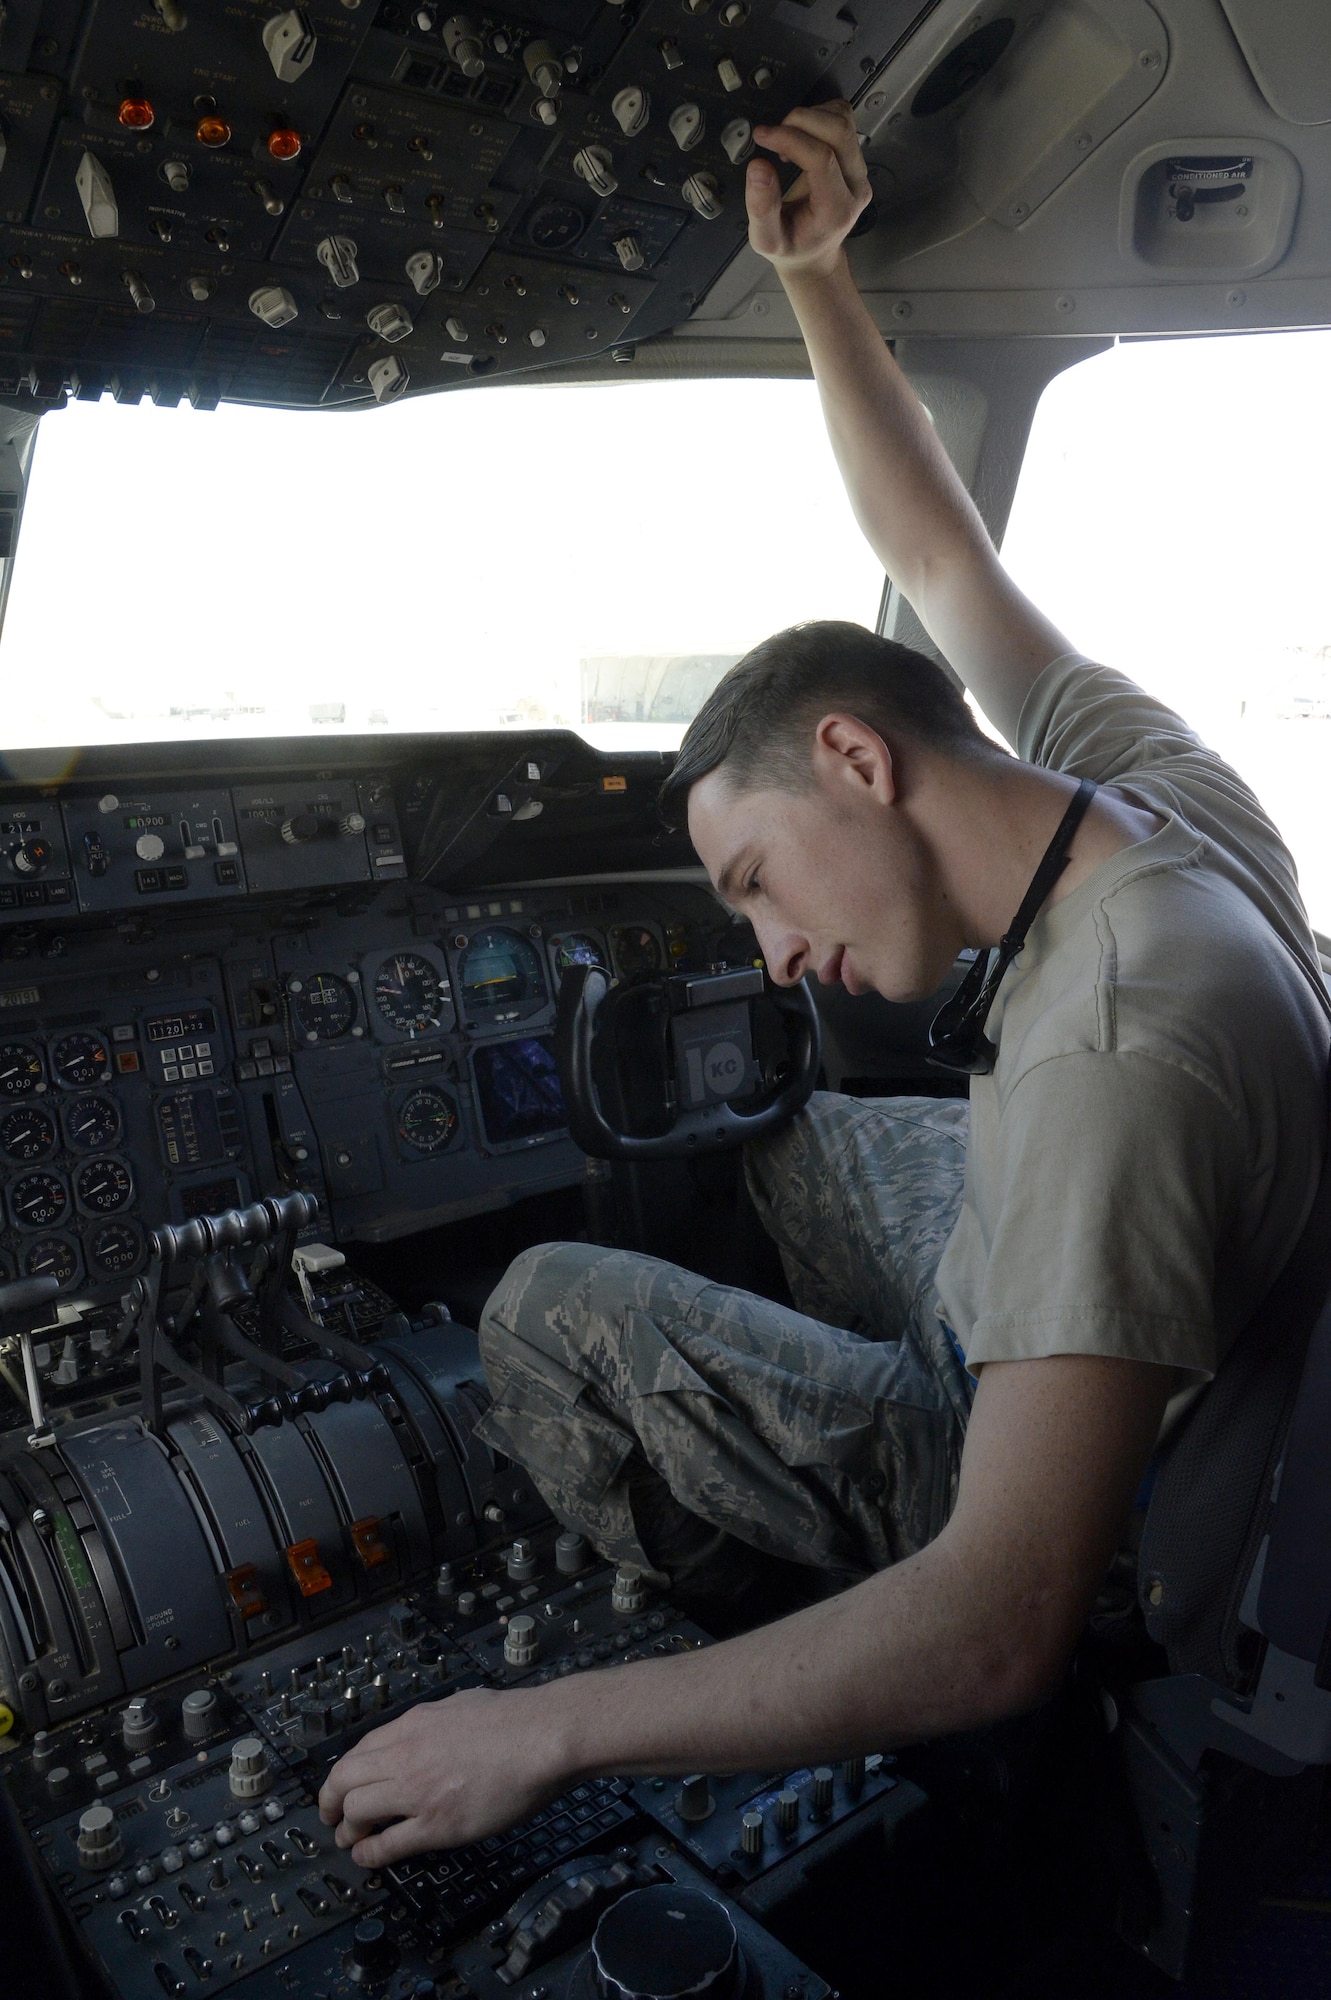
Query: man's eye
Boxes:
[{"xmin": 744, "ymin": 876, "xmax": 761, "ymax": 897}]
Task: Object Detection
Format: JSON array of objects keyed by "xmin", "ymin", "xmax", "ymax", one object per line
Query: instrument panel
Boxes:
[{"xmin": 0, "ymin": 756, "xmax": 729, "ymax": 1306}]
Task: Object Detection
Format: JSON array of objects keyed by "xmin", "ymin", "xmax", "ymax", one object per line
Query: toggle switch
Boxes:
[
  {"xmin": 76, "ymin": 152, "xmax": 118, "ymax": 238},
  {"xmin": 249, "ymin": 284, "xmax": 298, "ymax": 327},
  {"xmin": 659, "ymin": 37, "xmax": 684, "ymax": 69},
  {"xmin": 533, "ymin": 98, "xmax": 558, "ymax": 126},
  {"xmin": 720, "ymin": 118, "xmax": 754, "ymax": 165},
  {"xmin": 317, "ymin": 235, "xmax": 359, "ymax": 287},
  {"xmin": 444, "ymin": 316, "xmax": 468, "ymax": 343},
  {"xmin": 383, "ymin": 185, "xmax": 406, "ymax": 214},
  {"xmin": 442, "ymin": 14, "xmax": 485, "ymax": 77},
  {"xmin": 368, "ymin": 354, "xmax": 410, "ymax": 404},
  {"xmin": 573, "ymin": 145, "xmax": 617, "ymax": 198},
  {"xmin": 263, "ymin": 9, "xmax": 317, "ymax": 83},
  {"xmin": 160, "ymin": 159, "xmax": 189, "ymax": 194},
  {"xmin": 331, "ymin": 174, "xmax": 353, "ymax": 204},
  {"xmin": 612, "ymin": 86, "xmax": 650, "ymax": 136},
  {"xmin": 669, "ymin": 103, "xmax": 704, "ymax": 152},
  {"xmin": 716, "ymin": 57, "xmax": 742, "ymax": 92},
  {"xmin": 252, "ymin": 177, "xmax": 284, "ymax": 216},
  {"xmin": 682, "ymin": 171, "xmax": 722, "ymax": 219},
  {"xmin": 613, "ymin": 233, "xmax": 645, "ymax": 272},
  {"xmin": 524, "ymin": 39, "xmax": 563, "ymax": 99}
]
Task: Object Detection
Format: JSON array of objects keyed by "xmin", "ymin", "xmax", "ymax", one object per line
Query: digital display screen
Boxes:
[
  {"xmin": 145, "ymin": 1007, "xmax": 217, "ymax": 1044},
  {"xmin": 474, "ymin": 1037, "xmax": 566, "ymax": 1147},
  {"xmin": 179, "ymin": 1175, "xmax": 243, "ymax": 1220},
  {"xmin": 124, "ymin": 813, "xmax": 170, "ymax": 829}
]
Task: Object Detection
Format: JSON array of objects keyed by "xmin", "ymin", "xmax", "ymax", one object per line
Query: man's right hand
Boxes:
[{"xmin": 748, "ymin": 101, "xmax": 872, "ymax": 281}]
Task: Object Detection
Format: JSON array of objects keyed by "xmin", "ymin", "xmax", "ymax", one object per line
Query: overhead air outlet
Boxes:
[
  {"xmin": 1121, "ymin": 138, "xmax": 1301, "ymax": 275},
  {"xmin": 910, "ymin": 18, "xmax": 1016, "ymax": 119}
]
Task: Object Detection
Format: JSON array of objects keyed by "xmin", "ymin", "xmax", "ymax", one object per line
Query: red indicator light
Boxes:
[
  {"xmin": 118, "ymin": 97, "xmax": 155, "ymax": 130},
  {"xmin": 196, "ymin": 114, "xmax": 232, "ymax": 148},
  {"xmin": 267, "ymin": 126, "xmax": 302, "ymax": 162}
]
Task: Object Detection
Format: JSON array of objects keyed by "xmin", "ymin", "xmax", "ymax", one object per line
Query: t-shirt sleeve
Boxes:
[
  {"xmin": 1018, "ymin": 654, "xmax": 1220, "ymax": 785},
  {"xmin": 961, "ymin": 1048, "xmax": 1244, "ymax": 1381}
]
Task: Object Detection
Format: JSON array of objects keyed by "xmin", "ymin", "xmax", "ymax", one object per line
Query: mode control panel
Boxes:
[
  {"xmin": 0, "ymin": 799, "xmax": 75, "ymax": 914},
  {"xmin": 63, "ymin": 790, "xmax": 247, "ymax": 913},
  {"xmin": 233, "ymin": 783, "xmax": 405, "ymax": 894}
]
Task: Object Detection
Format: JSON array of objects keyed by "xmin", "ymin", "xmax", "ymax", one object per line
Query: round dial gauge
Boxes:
[
  {"xmin": 75, "ymin": 1157, "xmax": 133, "ymax": 1215},
  {"xmin": 0, "ymin": 1106, "xmax": 56, "ymax": 1162},
  {"xmin": 289, "ymin": 972, "xmax": 357, "ymax": 1043},
  {"xmin": 64, "ymin": 1093, "xmax": 121, "ymax": 1151},
  {"xmin": 397, "ymin": 1087, "xmax": 460, "ymax": 1155},
  {"xmin": 373, "ymin": 952, "xmax": 449, "ymax": 1036},
  {"xmin": 552, "ymin": 932, "xmax": 606, "ymax": 981},
  {"xmin": 0, "ymin": 1041, "xmax": 43, "ymax": 1097},
  {"xmin": 87, "ymin": 1220, "xmax": 143, "ymax": 1277},
  {"xmin": 24, "ymin": 1236, "xmax": 78, "ymax": 1286},
  {"xmin": 458, "ymin": 929, "xmax": 548, "ymax": 1019},
  {"xmin": 51, "ymin": 1032, "xmax": 110, "ymax": 1090},
  {"xmin": 11, "ymin": 1171, "xmax": 68, "ymax": 1229},
  {"xmin": 611, "ymin": 926, "xmax": 662, "ymax": 979}
]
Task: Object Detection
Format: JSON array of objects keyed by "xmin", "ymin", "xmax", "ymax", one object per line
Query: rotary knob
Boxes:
[
  {"xmin": 281, "ymin": 812, "xmax": 322, "ymax": 845},
  {"xmin": 339, "ymin": 812, "xmax": 367, "ymax": 836},
  {"xmin": 775, "ymin": 1787, "xmax": 799, "ymax": 1836},
  {"xmin": 181, "ymin": 1687, "xmax": 218, "ymax": 1741},
  {"xmin": 739, "ymin": 1809, "xmax": 764, "ymax": 1856},
  {"xmin": 611, "ymin": 1563, "xmax": 647, "ymax": 1615},
  {"xmin": 811, "ymin": 1766, "xmax": 835, "ymax": 1815},
  {"xmin": 348, "ymin": 1916, "xmax": 400, "ymax": 1984},
  {"xmin": 503, "ymin": 1614, "xmax": 539, "ymax": 1668},
  {"xmin": 555, "ymin": 1530, "xmax": 589, "ymax": 1574},
  {"xmin": 591, "ymin": 1886, "xmax": 740, "ymax": 1999},
  {"xmin": 134, "ymin": 832, "xmax": 165, "ymax": 862},
  {"xmin": 674, "ymin": 1773, "xmax": 714, "ymax": 1823},
  {"xmin": 11, "ymin": 838, "xmax": 52, "ymax": 876},
  {"xmin": 122, "ymin": 1696, "xmax": 161, "ymax": 1752},
  {"xmin": 506, "ymin": 1537, "xmax": 538, "ymax": 1582},
  {"xmin": 77, "ymin": 1804, "xmax": 126, "ymax": 1871},
  {"xmin": 228, "ymin": 1736, "xmax": 273, "ymax": 1799}
]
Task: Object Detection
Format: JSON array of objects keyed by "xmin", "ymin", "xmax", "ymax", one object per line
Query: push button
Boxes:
[
  {"xmin": 164, "ymin": 866, "xmax": 187, "ymax": 890},
  {"xmin": 46, "ymin": 882, "xmax": 71, "ymax": 904},
  {"xmin": 19, "ymin": 885, "xmax": 45, "ymax": 906},
  {"xmin": 135, "ymin": 869, "xmax": 162, "ymax": 893},
  {"xmin": 215, "ymin": 860, "xmax": 240, "ymax": 886}
]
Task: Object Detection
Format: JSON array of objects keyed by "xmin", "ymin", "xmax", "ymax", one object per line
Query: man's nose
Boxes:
[{"xmin": 755, "ymin": 924, "xmax": 809, "ymax": 987}]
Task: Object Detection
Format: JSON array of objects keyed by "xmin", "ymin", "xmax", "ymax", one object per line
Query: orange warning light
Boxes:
[
  {"xmin": 350, "ymin": 1516, "xmax": 392, "ymax": 1570},
  {"xmin": 196, "ymin": 113, "xmax": 232, "ymax": 148},
  {"xmin": 268, "ymin": 126, "xmax": 302, "ymax": 162},
  {"xmin": 118, "ymin": 97, "xmax": 155, "ymax": 130}
]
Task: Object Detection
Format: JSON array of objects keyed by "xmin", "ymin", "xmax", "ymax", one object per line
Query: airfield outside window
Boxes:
[
  {"xmin": 1002, "ymin": 330, "xmax": 1331, "ymax": 939},
  {"xmin": 1, "ymin": 378, "xmax": 883, "ymax": 757}
]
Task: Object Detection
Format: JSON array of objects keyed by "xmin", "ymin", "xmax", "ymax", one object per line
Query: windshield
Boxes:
[
  {"xmin": 1001, "ymin": 329, "xmax": 1331, "ymax": 939},
  {"xmin": 2, "ymin": 378, "xmax": 884, "ymax": 753}
]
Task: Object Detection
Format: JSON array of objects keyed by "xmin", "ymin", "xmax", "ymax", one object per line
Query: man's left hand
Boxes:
[{"xmin": 317, "ymin": 1684, "xmax": 572, "ymax": 1869}]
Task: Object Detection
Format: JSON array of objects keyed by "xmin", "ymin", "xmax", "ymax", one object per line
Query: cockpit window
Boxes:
[
  {"xmin": 2, "ymin": 379, "xmax": 883, "ymax": 755},
  {"xmin": 1002, "ymin": 329, "xmax": 1331, "ymax": 936}
]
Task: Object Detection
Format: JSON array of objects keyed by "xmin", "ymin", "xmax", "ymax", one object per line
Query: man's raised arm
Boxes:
[{"xmin": 749, "ymin": 101, "xmax": 1073, "ymax": 745}]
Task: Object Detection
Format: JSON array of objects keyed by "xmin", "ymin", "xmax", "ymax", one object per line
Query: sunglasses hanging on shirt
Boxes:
[{"xmin": 927, "ymin": 777, "xmax": 1099, "ymax": 1077}]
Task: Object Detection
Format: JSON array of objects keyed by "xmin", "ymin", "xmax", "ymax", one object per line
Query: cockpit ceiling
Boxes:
[{"xmin": 0, "ymin": 1, "xmax": 1329, "ymax": 416}]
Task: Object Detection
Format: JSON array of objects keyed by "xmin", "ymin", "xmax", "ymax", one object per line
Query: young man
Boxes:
[{"xmin": 319, "ymin": 103, "xmax": 1329, "ymax": 1866}]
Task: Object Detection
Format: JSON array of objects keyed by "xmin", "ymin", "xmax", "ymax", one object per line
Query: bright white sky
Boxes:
[{"xmin": 3, "ymin": 329, "xmax": 1330, "ymax": 929}]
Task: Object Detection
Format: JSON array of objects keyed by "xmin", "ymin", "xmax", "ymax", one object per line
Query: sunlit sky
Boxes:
[{"xmin": 2, "ymin": 327, "xmax": 1330, "ymax": 930}]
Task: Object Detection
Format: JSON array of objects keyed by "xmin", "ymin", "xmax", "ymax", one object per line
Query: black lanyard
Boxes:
[{"xmin": 927, "ymin": 777, "xmax": 1099, "ymax": 1077}]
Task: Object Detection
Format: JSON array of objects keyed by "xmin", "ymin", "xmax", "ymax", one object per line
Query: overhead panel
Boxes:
[{"xmin": 1219, "ymin": 0, "xmax": 1331, "ymax": 129}]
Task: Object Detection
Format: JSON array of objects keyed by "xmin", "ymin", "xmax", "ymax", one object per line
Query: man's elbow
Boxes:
[{"xmin": 946, "ymin": 1617, "xmax": 1078, "ymax": 1731}]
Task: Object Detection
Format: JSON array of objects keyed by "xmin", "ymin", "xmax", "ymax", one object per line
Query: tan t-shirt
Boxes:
[{"xmin": 934, "ymin": 656, "xmax": 1331, "ymax": 1382}]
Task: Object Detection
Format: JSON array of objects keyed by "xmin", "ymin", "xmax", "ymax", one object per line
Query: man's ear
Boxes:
[{"xmin": 813, "ymin": 713, "xmax": 898, "ymax": 804}]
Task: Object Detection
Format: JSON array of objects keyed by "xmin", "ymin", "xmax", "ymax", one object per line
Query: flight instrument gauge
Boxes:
[
  {"xmin": 611, "ymin": 925, "xmax": 662, "ymax": 979},
  {"xmin": 64, "ymin": 1093, "xmax": 121, "ymax": 1151},
  {"xmin": 10, "ymin": 1171, "xmax": 68, "ymax": 1229},
  {"xmin": 87, "ymin": 1221, "xmax": 143, "ymax": 1277},
  {"xmin": 24, "ymin": 1237, "xmax": 78, "ymax": 1285},
  {"xmin": 289, "ymin": 972, "xmax": 357, "ymax": 1043},
  {"xmin": 51, "ymin": 1032, "xmax": 110, "ymax": 1089},
  {"xmin": 458, "ymin": 928, "xmax": 548, "ymax": 1021},
  {"xmin": 0, "ymin": 1041, "xmax": 43, "ymax": 1096},
  {"xmin": 397, "ymin": 1087, "xmax": 460, "ymax": 1155},
  {"xmin": 0, "ymin": 1106, "xmax": 56, "ymax": 1161},
  {"xmin": 75, "ymin": 1157, "xmax": 133, "ymax": 1214},
  {"xmin": 551, "ymin": 932, "xmax": 606, "ymax": 982},
  {"xmin": 373, "ymin": 952, "xmax": 450, "ymax": 1036}
]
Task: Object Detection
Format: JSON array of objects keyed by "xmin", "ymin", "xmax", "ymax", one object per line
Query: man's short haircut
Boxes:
[{"xmin": 659, "ymin": 619, "xmax": 992, "ymax": 830}]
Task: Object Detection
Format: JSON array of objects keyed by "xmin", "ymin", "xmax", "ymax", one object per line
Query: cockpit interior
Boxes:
[{"xmin": 2, "ymin": 4, "xmax": 1331, "ymax": 1997}]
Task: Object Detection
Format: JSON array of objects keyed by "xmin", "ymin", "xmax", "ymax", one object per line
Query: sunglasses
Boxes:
[{"xmin": 928, "ymin": 777, "xmax": 1098, "ymax": 1079}]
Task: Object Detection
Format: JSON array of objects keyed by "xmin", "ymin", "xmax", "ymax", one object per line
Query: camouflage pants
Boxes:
[{"xmin": 476, "ymin": 1092, "xmax": 973, "ymax": 1582}]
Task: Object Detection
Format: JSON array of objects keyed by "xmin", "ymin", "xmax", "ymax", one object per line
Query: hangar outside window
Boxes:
[
  {"xmin": 0, "ymin": 378, "xmax": 883, "ymax": 755},
  {"xmin": 1001, "ymin": 330, "xmax": 1331, "ymax": 939}
]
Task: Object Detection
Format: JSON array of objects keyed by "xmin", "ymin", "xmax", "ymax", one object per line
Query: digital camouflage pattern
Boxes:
[{"xmin": 476, "ymin": 1092, "xmax": 973, "ymax": 1584}]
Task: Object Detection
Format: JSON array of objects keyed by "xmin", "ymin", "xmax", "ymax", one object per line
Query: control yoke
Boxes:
[
  {"xmin": 556, "ymin": 963, "xmax": 821, "ymax": 1162},
  {"xmin": 136, "ymin": 1191, "xmax": 389, "ymax": 1435}
]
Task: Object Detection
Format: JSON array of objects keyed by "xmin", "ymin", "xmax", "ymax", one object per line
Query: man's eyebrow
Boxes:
[{"xmin": 715, "ymin": 851, "xmax": 749, "ymax": 903}]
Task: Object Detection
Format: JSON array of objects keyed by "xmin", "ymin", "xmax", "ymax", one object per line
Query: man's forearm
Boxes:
[
  {"xmin": 780, "ymin": 254, "xmax": 995, "ymax": 611},
  {"xmin": 549, "ymin": 1534, "xmax": 1048, "ymax": 1784}
]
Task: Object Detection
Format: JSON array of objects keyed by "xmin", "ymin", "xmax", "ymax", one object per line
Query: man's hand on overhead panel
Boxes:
[{"xmin": 746, "ymin": 101, "xmax": 871, "ymax": 278}]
